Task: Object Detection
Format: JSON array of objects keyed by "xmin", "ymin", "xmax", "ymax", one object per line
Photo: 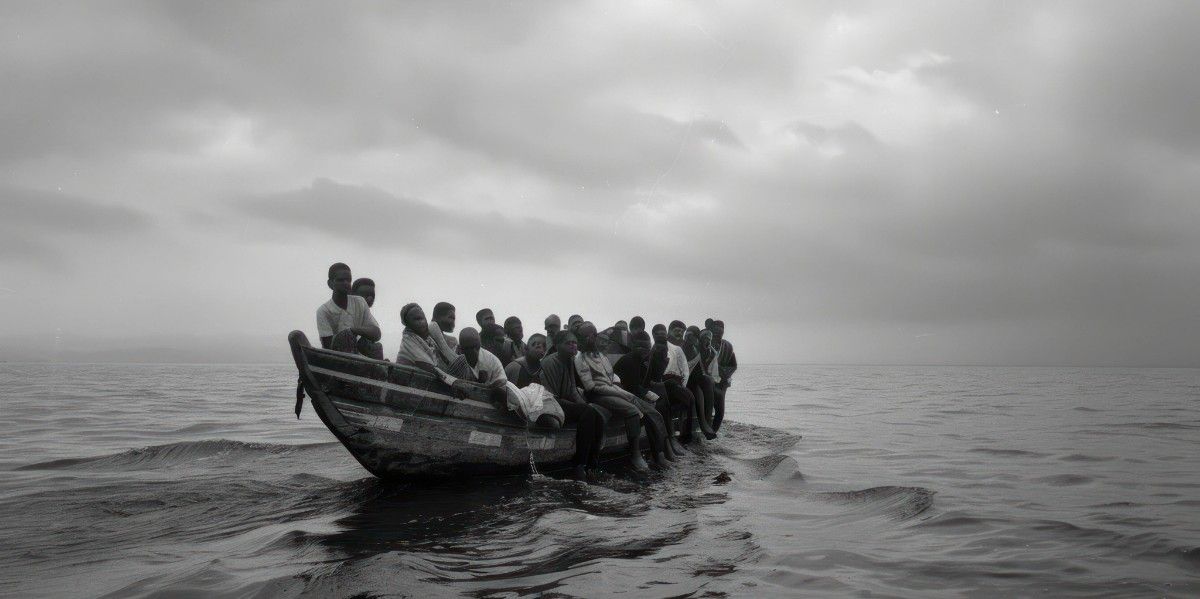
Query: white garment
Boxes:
[
  {"xmin": 665, "ymin": 343, "xmax": 690, "ymax": 386},
  {"xmin": 452, "ymin": 347, "xmax": 507, "ymax": 384},
  {"xmin": 506, "ymin": 382, "xmax": 564, "ymax": 426},
  {"xmin": 316, "ymin": 296, "xmax": 378, "ymax": 338}
]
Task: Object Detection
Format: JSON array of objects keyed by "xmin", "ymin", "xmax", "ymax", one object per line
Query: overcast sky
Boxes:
[{"xmin": 2, "ymin": 1, "xmax": 1198, "ymax": 366}]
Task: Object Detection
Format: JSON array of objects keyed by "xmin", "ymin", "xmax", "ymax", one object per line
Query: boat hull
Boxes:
[{"xmin": 288, "ymin": 331, "xmax": 637, "ymax": 479}]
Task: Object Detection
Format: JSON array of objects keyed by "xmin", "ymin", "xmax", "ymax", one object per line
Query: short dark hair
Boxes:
[
  {"xmin": 481, "ymin": 323, "xmax": 505, "ymax": 342},
  {"xmin": 553, "ymin": 330, "xmax": 575, "ymax": 347},
  {"xmin": 669, "ymin": 320, "xmax": 686, "ymax": 331},
  {"xmin": 632, "ymin": 330, "xmax": 651, "ymax": 343},
  {"xmin": 327, "ymin": 262, "xmax": 350, "ymax": 279},
  {"xmin": 504, "ymin": 315, "xmax": 521, "ymax": 327},
  {"xmin": 652, "ymin": 324, "xmax": 667, "ymax": 334},
  {"xmin": 476, "ymin": 308, "xmax": 493, "ymax": 321},
  {"xmin": 529, "ymin": 333, "xmax": 547, "ymax": 344},
  {"xmin": 705, "ymin": 318, "xmax": 715, "ymax": 330},
  {"xmin": 351, "ymin": 277, "xmax": 374, "ymax": 291},
  {"xmin": 630, "ymin": 316, "xmax": 645, "ymax": 330},
  {"xmin": 432, "ymin": 302, "xmax": 455, "ymax": 319}
]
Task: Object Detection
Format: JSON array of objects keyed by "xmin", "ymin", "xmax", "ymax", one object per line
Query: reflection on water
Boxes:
[{"xmin": 0, "ymin": 364, "xmax": 1197, "ymax": 598}]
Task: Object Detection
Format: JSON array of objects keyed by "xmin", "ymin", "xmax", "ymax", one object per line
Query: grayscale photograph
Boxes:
[{"xmin": 1, "ymin": 1, "xmax": 1197, "ymax": 597}]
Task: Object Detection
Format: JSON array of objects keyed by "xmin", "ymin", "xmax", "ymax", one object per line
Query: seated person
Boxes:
[
  {"xmin": 614, "ymin": 331, "xmax": 677, "ymax": 463},
  {"xmin": 668, "ymin": 321, "xmax": 716, "ymax": 440},
  {"xmin": 504, "ymin": 316, "xmax": 527, "ymax": 359},
  {"xmin": 447, "ymin": 328, "xmax": 562, "ymax": 427},
  {"xmin": 348, "ymin": 277, "xmax": 384, "ymax": 360},
  {"xmin": 350, "ymin": 277, "xmax": 376, "ymax": 308},
  {"xmin": 647, "ymin": 326, "xmax": 688, "ymax": 456},
  {"xmin": 684, "ymin": 326, "xmax": 718, "ymax": 438},
  {"xmin": 505, "ymin": 333, "xmax": 546, "ymax": 388},
  {"xmin": 446, "ymin": 328, "xmax": 506, "ymax": 389},
  {"xmin": 699, "ymin": 329, "xmax": 720, "ymax": 427},
  {"xmin": 575, "ymin": 322, "xmax": 659, "ymax": 472},
  {"xmin": 567, "ymin": 314, "xmax": 584, "ymax": 333},
  {"xmin": 543, "ymin": 314, "xmax": 562, "ymax": 357},
  {"xmin": 316, "ymin": 262, "xmax": 382, "ymax": 357},
  {"xmin": 432, "ymin": 301, "xmax": 458, "ymax": 352},
  {"xmin": 476, "ymin": 308, "xmax": 496, "ymax": 328},
  {"xmin": 481, "ymin": 323, "xmax": 515, "ymax": 366},
  {"xmin": 540, "ymin": 331, "xmax": 608, "ymax": 480},
  {"xmin": 395, "ymin": 303, "xmax": 457, "ymax": 374},
  {"xmin": 656, "ymin": 323, "xmax": 705, "ymax": 445},
  {"xmin": 629, "ymin": 316, "xmax": 646, "ymax": 335},
  {"xmin": 709, "ymin": 319, "xmax": 736, "ymax": 432}
]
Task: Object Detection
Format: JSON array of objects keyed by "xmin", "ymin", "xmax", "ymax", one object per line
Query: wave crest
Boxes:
[{"xmin": 15, "ymin": 439, "xmax": 336, "ymax": 471}]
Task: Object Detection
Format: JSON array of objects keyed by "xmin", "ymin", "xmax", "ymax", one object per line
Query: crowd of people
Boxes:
[{"xmin": 313, "ymin": 262, "xmax": 737, "ymax": 480}]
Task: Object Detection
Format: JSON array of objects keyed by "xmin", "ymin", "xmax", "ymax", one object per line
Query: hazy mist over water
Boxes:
[{"xmin": 2, "ymin": 363, "xmax": 1196, "ymax": 597}]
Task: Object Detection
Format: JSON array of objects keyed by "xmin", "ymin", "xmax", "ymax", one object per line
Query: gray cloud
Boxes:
[
  {"xmin": 236, "ymin": 178, "xmax": 617, "ymax": 265},
  {"xmin": 0, "ymin": 185, "xmax": 151, "ymax": 266},
  {"xmin": 2, "ymin": 2, "xmax": 1199, "ymax": 365}
]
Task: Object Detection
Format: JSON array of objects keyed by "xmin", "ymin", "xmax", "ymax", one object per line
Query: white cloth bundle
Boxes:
[{"xmin": 505, "ymin": 382, "xmax": 564, "ymax": 427}]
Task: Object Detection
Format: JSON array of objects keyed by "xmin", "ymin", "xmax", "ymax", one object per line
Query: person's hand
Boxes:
[{"xmin": 449, "ymin": 380, "xmax": 472, "ymax": 399}]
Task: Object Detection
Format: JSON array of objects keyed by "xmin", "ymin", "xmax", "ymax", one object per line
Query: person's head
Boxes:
[
  {"xmin": 527, "ymin": 333, "xmax": 547, "ymax": 361},
  {"xmin": 614, "ymin": 320, "xmax": 629, "ymax": 332},
  {"xmin": 712, "ymin": 319, "xmax": 725, "ymax": 340},
  {"xmin": 631, "ymin": 330, "xmax": 652, "ymax": 360},
  {"xmin": 577, "ymin": 322, "xmax": 598, "ymax": 351},
  {"xmin": 481, "ymin": 323, "xmax": 506, "ymax": 354},
  {"xmin": 668, "ymin": 320, "xmax": 686, "ymax": 344},
  {"xmin": 400, "ymin": 303, "xmax": 429, "ymax": 337},
  {"xmin": 704, "ymin": 318, "xmax": 715, "ymax": 331},
  {"xmin": 458, "ymin": 327, "xmax": 481, "ymax": 367},
  {"xmin": 652, "ymin": 323, "xmax": 668, "ymax": 346},
  {"xmin": 476, "ymin": 308, "xmax": 495, "ymax": 327},
  {"xmin": 553, "ymin": 330, "xmax": 579, "ymax": 358},
  {"xmin": 503, "ymin": 316, "xmax": 523, "ymax": 341},
  {"xmin": 684, "ymin": 326, "xmax": 700, "ymax": 350},
  {"xmin": 327, "ymin": 262, "xmax": 352, "ymax": 295},
  {"xmin": 544, "ymin": 314, "xmax": 561, "ymax": 338},
  {"xmin": 351, "ymin": 278, "xmax": 376, "ymax": 307},
  {"xmin": 700, "ymin": 329, "xmax": 714, "ymax": 353},
  {"xmin": 432, "ymin": 302, "xmax": 456, "ymax": 333},
  {"xmin": 629, "ymin": 316, "xmax": 646, "ymax": 333},
  {"xmin": 567, "ymin": 314, "xmax": 583, "ymax": 329}
]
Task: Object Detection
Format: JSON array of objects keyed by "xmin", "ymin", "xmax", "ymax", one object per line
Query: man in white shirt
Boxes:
[
  {"xmin": 656, "ymin": 322, "xmax": 710, "ymax": 443},
  {"xmin": 447, "ymin": 328, "xmax": 507, "ymax": 388},
  {"xmin": 664, "ymin": 320, "xmax": 691, "ymax": 386},
  {"xmin": 316, "ymin": 263, "xmax": 381, "ymax": 355}
]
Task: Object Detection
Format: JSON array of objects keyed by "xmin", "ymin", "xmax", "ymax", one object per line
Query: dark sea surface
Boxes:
[{"xmin": 1, "ymin": 363, "xmax": 1197, "ymax": 598}]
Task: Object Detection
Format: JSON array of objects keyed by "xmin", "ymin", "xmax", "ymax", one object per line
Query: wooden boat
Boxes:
[{"xmin": 288, "ymin": 330, "xmax": 643, "ymax": 479}]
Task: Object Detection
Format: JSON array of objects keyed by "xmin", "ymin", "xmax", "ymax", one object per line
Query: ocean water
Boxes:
[{"xmin": 0, "ymin": 363, "xmax": 1197, "ymax": 598}]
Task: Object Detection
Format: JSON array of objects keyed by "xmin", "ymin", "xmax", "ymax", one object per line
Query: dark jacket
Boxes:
[
  {"xmin": 613, "ymin": 353, "xmax": 651, "ymax": 398},
  {"xmin": 539, "ymin": 353, "xmax": 586, "ymax": 404}
]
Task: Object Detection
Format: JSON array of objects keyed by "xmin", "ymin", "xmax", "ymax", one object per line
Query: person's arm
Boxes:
[
  {"xmin": 504, "ymin": 361, "xmax": 522, "ymax": 386},
  {"xmin": 350, "ymin": 298, "xmax": 382, "ymax": 342},
  {"xmin": 427, "ymin": 323, "xmax": 458, "ymax": 366},
  {"xmin": 574, "ymin": 354, "xmax": 599, "ymax": 392},
  {"xmin": 718, "ymin": 342, "xmax": 737, "ymax": 387},
  {"xmin": 317, "ymin": 306, "xmax": 334, "ymax": 349},
  {"xmin": 541, "ymin": 360, "xmax": 586, "ymax": 405}
]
